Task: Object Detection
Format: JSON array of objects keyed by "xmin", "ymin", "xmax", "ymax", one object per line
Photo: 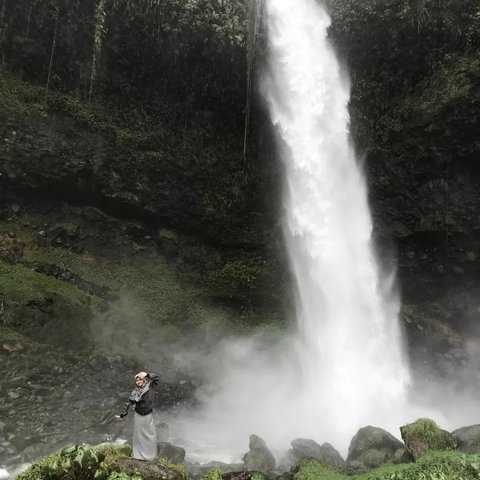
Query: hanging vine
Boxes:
[
  {"xmin": 243, "ymin": 0, "xmax": 263, "ymax": 172},
  {"xmin": 45, "ymin": 5, "xmax": 59, "ymax": 92}
]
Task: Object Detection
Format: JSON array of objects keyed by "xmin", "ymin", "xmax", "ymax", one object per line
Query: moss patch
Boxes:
[
  {"xmin": 0, "ymin": 324, "xmax": 31, "ymax": 347},
  {"xmin": 0, "ymin": 258, "xmax": 86, "ymax": 305},
  {"xmin": 157, "ymin": 456, "xmax": 189, "ymax": 480},
  {"xmin": 400, "ymin": 418, "xmax": 457, "ymax": 460}
]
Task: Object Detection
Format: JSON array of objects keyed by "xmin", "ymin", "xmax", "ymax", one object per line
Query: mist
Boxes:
[{"xmin": 90, "ymin": 0, "xmax": 480, "ymax": 465}]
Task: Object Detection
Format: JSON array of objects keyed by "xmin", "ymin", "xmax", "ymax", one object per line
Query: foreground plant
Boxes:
[{"xmin": 16, "ymin": 443, "xmax": 133, "ymax": 480}]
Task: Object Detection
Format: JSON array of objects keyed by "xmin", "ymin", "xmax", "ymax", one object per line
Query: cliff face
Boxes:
[
  {"xmin": 1, "ymin": 0, "xmax": 480, "ymax": 382},
  {"xmin": 0, "ymin": 110, "xmax": 260, "ymax": 246}
]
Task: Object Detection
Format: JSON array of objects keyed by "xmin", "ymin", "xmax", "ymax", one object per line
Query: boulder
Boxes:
[
  {"xmin": 158, "ymin": 441, "xmax": 186, "ymax": 464},
  {"xmin": 400, "ymin": 418, "xmax": 456, "ymax": 459},
  {"xmin": 451, "ymin": 425, "xmax": 480, "ymax": 453},
  {"xmin": 347, "ymin": 426, "xmax": 413, "ymax": 472},
  {"xmin": 244, "ymin": 434, "xmax": 276, "ymax": 473},
  {"xmin": 187, "ymin": 461, "xmax": 244, "ymax": 478},
  {"xmin": 290, "ymin": 438, "xmax": 345, "ymax": 469},
  {"xmin": 157, "ymin": 422, "xmax": 170, "ymax": 442}
]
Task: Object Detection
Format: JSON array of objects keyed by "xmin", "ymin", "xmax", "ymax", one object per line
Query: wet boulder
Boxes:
[
  {"xmin": 451, "ymin": 425, "xmax": 480, "ymax": 453},
  {"xmin": 400, "ymin": 418, "xmax": 456, "ymax": 459},
  {"xmin": 158, "ymin": 441, "xmax": 186, "ymax": 464},
  {"xmin": 187, "ymin": 461, "xmax": 245, "ymax": 478},
  {"xmin": 157, "ymin": 422, "xmax": 170, "ymax": 442},
  {"xmin": 244, "ymin": 434, "xmax": 276, "ymax": 473},
  {"xmin": 347, "ymin": 426, "xmax": 413, "ymax": 472},
  {"xmin": 290, "ymin": 438, "xmax": 345, "ymax": 470}
]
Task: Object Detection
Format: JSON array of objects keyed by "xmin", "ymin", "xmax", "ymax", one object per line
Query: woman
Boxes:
[{"xmin": 119, "ymin": 371, "xmax": 159, "ymax": 461}]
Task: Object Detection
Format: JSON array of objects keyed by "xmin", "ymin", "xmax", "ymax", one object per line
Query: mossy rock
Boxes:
[
  {"xmin": 244, "ymin": 434, "xmax": 276, "ymax": 473},
  {"xmin": 290, "ymin": 439, "xmax": 345, "ymax": 470},
  {"xmin": 347, "ymin": 426, "xmax": 412, "ymax": 472},
  {"xmin": 400, "ymin": 418, "xmax": 457, "ymax": 459}
]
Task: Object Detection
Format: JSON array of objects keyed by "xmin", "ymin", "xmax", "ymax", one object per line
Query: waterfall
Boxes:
[
  {"xmin": 261, "ymin": 0, "xmax": 410, "ymax": 440},
  {"xmin": 174, "ymin": 0, "xmax": 412, "ymax": 461}
]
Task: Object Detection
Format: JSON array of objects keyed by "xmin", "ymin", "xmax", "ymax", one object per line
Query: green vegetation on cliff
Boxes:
[{"xmin": 0, "ymin": 208, "xmax": 284, "ymax": 354}]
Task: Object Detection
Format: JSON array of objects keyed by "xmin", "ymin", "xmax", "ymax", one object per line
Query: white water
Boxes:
[
  {"xmin": 261, "ymin": 0, "xmax": 411, "ymax": 443},
  {"xmin": 173, "ymin": 0, "xmax": 413, "ymax": 461}
]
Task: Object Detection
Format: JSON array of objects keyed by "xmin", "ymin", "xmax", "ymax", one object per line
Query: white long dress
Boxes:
[{"xmin": 133, "ymin": 412, "xmax": 158, "ymax": 460}]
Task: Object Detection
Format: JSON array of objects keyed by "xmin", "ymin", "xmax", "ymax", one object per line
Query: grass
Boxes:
[
  {"xmin": 0, "ymin": 212, "xmax": 284, "ymax": 349},
  {"xmin": 295, "ymin": 451, "xmax": 480, "ymax": 480},
  {"xmin": 0, "ymin": 258, "xmax": 86, "ymax": 305},
  {"xmin": 295, "ymin": 458, "xmax": 346, "ymax": 480},
  {"xmin": 21, "ymin": 245, "xmax": 210, "ymax": 325},
  {"xmin": 0, "ymin": 73, "xmax": 48, "ymax": 122},
  {"xmin": 18, "ymin": 240, "xmax": 280, "ymax": 333},
  {"xmin": 0, "ymin": 72, "xmax": 165, "ymax": 150},
  {"xmin": 357, "ymin": 451, "xmax": 480, "ymax": 480},
  {"xmin": 0, "ymin": 324, "xmax": 31, "ymax": 346}
]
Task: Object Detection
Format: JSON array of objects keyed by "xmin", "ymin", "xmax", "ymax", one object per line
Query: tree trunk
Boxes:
[
  {"xmin": 45, "ymin": 11, "xmax": 59, "ymax": 92},
  {"xmin": 25, "ymin": 1, "xmax": 35, "ymax": 42},
  {"xmin": 0, "ymin": 0, "xmax": 6, "ymax": 39},
  {"xmin": 89, "ymin": 0, "xmax": 106, "ymax": 99},
  {"xmin": 0, "ymin": 0, "xmax": 7, "ymax": 69}
]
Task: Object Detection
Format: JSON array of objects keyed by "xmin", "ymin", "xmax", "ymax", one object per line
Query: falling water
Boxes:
[
  {"xmin": 174, "ymin": 0, "xmax": 412, "ymax": 461},
  {"xmin": 261, "ymin": 0, "xmax": 411, "ymax": 443}
]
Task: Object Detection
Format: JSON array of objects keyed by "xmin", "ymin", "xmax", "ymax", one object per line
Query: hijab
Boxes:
[{"xmin": 129, "ymin": 372, "xmax": 150, "ymax": 402}]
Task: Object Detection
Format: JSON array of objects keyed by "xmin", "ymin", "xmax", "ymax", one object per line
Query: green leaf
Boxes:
[{"xmin": 73, "ymin": 449, "xmax": 85, "ymax": 466}]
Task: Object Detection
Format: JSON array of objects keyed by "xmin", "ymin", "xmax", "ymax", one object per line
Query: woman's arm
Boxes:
[
  {"xmin": 119, "ymin": 399, "xmax": 133, "ymax": 418},
  {"xmin": 146, "ymin": 372, "xmax": 159, "ymax": 386}
]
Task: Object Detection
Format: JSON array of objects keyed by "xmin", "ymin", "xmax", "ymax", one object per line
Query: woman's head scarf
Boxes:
[{"xmin": 130, "ymin": 371, "xmax": 150, "ymax": 402}]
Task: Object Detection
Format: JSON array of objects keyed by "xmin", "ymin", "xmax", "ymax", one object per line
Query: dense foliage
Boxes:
[
  {"xmin": 1, "ymin": 0, "xmax": 479, "ymax": 320},
  {"xmin": 2, "ymin": 0, "xmax": 479, "ymax": 232},
  {"xmin": 326, "ymin": 0, "xmax": 480, "ymax": 231},
  {"xmin": 16, "ymin": 443, "xmax": 134, "ymax": 480},
  {"xmin": 0, "ymin": 0, "xmax": 250, "ymax": 132},
  {"xmin": 328, "ymin": 0, "xmax": 480, "ymax": 148}
]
